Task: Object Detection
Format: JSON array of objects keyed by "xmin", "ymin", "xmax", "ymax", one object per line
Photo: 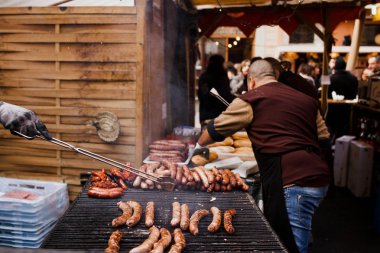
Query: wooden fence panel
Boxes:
[{"xmin": 0, "ymin": 6, "xmax": 140, "ymax": 200}]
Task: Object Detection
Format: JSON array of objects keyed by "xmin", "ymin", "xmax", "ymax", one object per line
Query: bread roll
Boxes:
[
  {"xmin": 231, "ymin": 131, "xmax": 248, "ymax": 140},
  {"xmin": 233, "ymin": 139, "xmax": 251, "ymax": 148},
  {"xmin": 191, "ymin": 152, "xmax": 218, "ymax": 166},
  {"xmin": 207, "ymin": 137, "xmax": 233, "ymax": 147},
  {"xmin": 209, "ymin": 146, "xmax": 235, "ymax": 153}
]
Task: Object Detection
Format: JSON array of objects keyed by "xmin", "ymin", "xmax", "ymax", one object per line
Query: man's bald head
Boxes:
[{"xmin": 249, "ymin": 60, "xmax": 276, "ymax": 80}]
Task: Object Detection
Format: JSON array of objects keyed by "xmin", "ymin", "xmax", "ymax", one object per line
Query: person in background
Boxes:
[
  {"xmin": 230, "ymin": 59, "xmax": 251, "ymax": 96},
  {"xmin": 297, "ymin": 63, "xmax": 315, "ymax": 87},
  {"xmin": 0, "ymin": 101, "xmax": 51, "ymax": 139},
  {"xmin": 328, "ymin": 57, "xmax": 336, "ymax": 75},
  {"xmin": 194, "ymin": 60, "xmax": 330, "ymax": 253},
  {"xmin": 327, "ymin": 56, "xmax": 358, "ymax": 141},
  {"xmin": 362, "ymin": 56, "xmax": 378, "ymax": 81},
  {"xmin": 226, "ymin": 62, "xmax": 238, "ymax": 81},
  {"xmin": 328, "ymin": 56, "xmax": 358, "ymax": 100},
  {"xmin": 198, "ymin": 54, "xmax": 235, "ymax": 128}
]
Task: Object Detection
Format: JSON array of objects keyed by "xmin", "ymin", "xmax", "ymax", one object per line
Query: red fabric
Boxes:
[{"xmin": 198, "ymin": 6, "xmax": 361, "ymax": 37}]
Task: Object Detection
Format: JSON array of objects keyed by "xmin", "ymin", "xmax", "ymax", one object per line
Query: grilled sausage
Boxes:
[
  {"xmin": 225, "ymin": 169, "xmax": 237, "ymax": 187},
  {"xmin": 207, "ymin": 183, "xmax": 215, "ymax": 192},
  {"xmin": 133, "ymin": 165, "xmax": 147, "ymax": 188},
  {"xmin": 211, "ymin": 167, "xmax": 222, "ymax": 182},
  {"xmin": 150, "ymin": 228, "xmax": 172, "ymax": 253},
  {"xmin": 224, "ymin": 209, "xmax": 236, "ymax": 234},
  {"xmin": 168, "ymin": 228, "xmax": 186, "ymax": 253},
  {"xmin": 180, "ymin": 204, "xmax": 190, "ymax": 231},
  {"xmin": 170, "ymin": 202, "xmax": 181, "ymax": 226},
  {"xmin": 234, "ymin": 173, "xmax": 249, "ymax": 191},
  {"xmin": 162, "ymin": 160, "xmax": 178, "ymax": 179},
  {"xmin": 194, "ymin": 167, "xmax": 209, "ymax": 188},
  {"xmin": 189, "ymin": 209, "xmax": 209, "ymax": 236},
  {"xmin": 105, "ymin": 230, "xmax": 123, "ymax": 253},
  {"xmin": 214, "ymin": 183, "xmax": 221, "ymax": 192},
  {"xmin": 129, "ymin": 226, "xmax": 160, "ymax": 253},
  {"xmin": 221, "ymin": 171, "xmax": 229, "ymax": 185},
  {"xmin": 191, "ymin": 169, "xmax": 201, "ymax": 183},
  {"xmin": 112, "ymin": 201, "xmax": 132, "ymax": 227},
  {"xmin": 126, "ymin": 201, "xmax": 142, "ymax": 227},
  {"xmin": 87, "ymin": 186, "xmax": 123, "ymax": 199},
  {"xmin": 182, "ymin": 165, "xmax": 194, "ymax": 182},
  {"xmin": 208, "ymin": 207, "xmax": 222, "ymax": 232},
  {"xmin": 145, "ymin": 201, "xmax": 155, "ymax": 228},
  {"xmin": 203, "ymin": 167, "xmax": 215, "ymax": 184},
  {"xmin": 176, "ymin": 166, "xmax": 183, "ymax": 184}
]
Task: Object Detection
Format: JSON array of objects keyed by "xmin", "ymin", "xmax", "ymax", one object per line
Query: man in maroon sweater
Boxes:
[{"xmin": 195, "ymin": 60, "xmax": 330, "ymax": 253}]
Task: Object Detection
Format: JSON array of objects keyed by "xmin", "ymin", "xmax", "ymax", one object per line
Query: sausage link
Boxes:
[
  {"xmin": 194, "ymin": 167, "xmax": 209, "ymax": 188},
  {"xmin": 182, "ymin": 165, "xmax": 194, "ymax": 182},
  {"xmin": 145, "ymin": 201, "xmax": 155, "ymax": 228},
  {"xmin": 221, "ymin": 171, "xmax": 230, "ymax": 185},
  {"xmin": 168, "ymin": 228, "xmax": 186, "ymax": 253},
  {"xmin": 150, "ymin": 228, "xmax": 172, "ymax": 253},
  {"xmin": 87, "ymin": 187, "xmax": 123, "ymax": 199},
  {"xmin": 105, "ymin": 230, "xmax": 123, "ymax": 253},
  {"xmin": 224, "ymin": 209, "xmax": 236, "ymax": 234},
  {"xmin": 191, "ymin": 169, "xmax": 201, "ymax": 183},
  {"xmin": 234, "ymin": 173, "xmax": 250, "ymax": 191},
  {"xmin": 189, "ymin": 209, "xmax": 209, "ymax": 236},
  {"xmin": 207, "ymin": 207, "xmax": 222, "ymax": 232},
  {"xmin": 129, "ymin": 225, "xmax": 160, "ymax": 253},
  {"xmin": 176, "ymin": 166, "xmax": 183, "ymax": 184},
  {"xmin": 203, "ymin": 167, "xmax": 214, "ymax": 184},
  {"xmin": 214, "ymin": 183, "xmax": 221, "ymax": 192},
  {"xmin": 126, "ymin": 201, "xmax": 142, "ymax": 227},
  {"xmin": 180, "ymin": 204, "xmax": 190, "ymax": 231},
  {"xmin": 112, "ymin": 201, "xmax": 132, "ymax": 227},
  {"xmin": 211, "ymin": 167, "xmax": 222, "ymax": 182},
  {"xmin": 170, "ymin": 202, "xmax": 181, "ymax": 226},
  {"xmin": 225, "ymin": 169, "xmax": 237, "ymax": 187}
]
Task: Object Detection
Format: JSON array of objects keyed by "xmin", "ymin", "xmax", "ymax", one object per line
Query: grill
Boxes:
[{"xmin": 43, "ymin": 184, "xmax": 287, "ymax": 252}]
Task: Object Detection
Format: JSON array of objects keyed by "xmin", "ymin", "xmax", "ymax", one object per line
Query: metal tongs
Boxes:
[
  {"xmin": 209, "ymin": 88, "xmax": 230, "ymax": 106},
  {"xmin": 12, "ymin": 131, "xmax": 176, "ymax": 191}
]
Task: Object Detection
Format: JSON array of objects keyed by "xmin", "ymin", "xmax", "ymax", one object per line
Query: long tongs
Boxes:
[{"xmin": 12, "ymin": 131, "xmax": 176, "ymax": 191}]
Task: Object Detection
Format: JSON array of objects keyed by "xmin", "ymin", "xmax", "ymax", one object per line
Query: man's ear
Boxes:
[{"xmin": 248, "ymin": 76, "xmax": 255, "ymax": 90}]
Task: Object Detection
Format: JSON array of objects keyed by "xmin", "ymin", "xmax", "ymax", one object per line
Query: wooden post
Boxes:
[
  {"xmin": 346, "ymin": 10, "xmax": 366, "ymax": 71},
  {"xmin": 321, "ymin": 6, "xmax": 332, "ymax": 117}
]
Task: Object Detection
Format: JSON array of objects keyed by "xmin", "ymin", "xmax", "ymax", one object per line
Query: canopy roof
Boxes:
[{"xmin": 195, "ymin": 0, "xmax": 366, "ymax": 37}]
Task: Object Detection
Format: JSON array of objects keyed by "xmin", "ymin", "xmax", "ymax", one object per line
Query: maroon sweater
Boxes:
[{"xmin": 240, "ymin": 82, "xmax": 330, "ymax": 186}]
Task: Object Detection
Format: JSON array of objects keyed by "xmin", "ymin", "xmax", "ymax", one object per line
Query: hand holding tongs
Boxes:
[{"xmin": 12, "ymin": 130, "xmax": 176, "ymax": 191}]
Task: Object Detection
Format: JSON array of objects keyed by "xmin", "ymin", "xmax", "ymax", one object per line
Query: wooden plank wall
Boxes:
[{"xmin": 0, "ymin": 6, "xmax": 142, "ymax": 201}]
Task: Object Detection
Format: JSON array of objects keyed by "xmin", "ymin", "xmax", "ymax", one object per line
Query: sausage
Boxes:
[
  {"xmin": 191, "ymin": 169, "xmax": 201, "ymax": 183},
  {"xmin": 126, "ymin": 201, "xmax": 142, "ymax": 227},
  {"xmin": 162, "ymin": 160, "xmax": 178, "ymax": 179},
  {"xmin": 145, "ymin": 201, "xmax": 155, "ymax": 228},
  {"xmin": 151, "ymin": 141, "xmax": 186, "ymax": 149},
  {"xmin": 211, "ymin": 167, "xmax": 221, "ymax": 182},
  {"xmin": 225, "ymin": 169, "xmax": 237, "ymax": 187},
  {"xmin": 221, "ymin": 171, "xmax": 229, "ymax": 185},
  {"xmin": 189, "ymin": 209, "xmax": 209, "ymax": 236},
  {"xmin": 91, "ymin": 181, "xmax": 119, "ymax": 189},
  {"xmin": 226, "ymin": 184, "xmax": 233, "ymax": 191},
  {"xmin": 168, "ymin": 228, "xmax": 186, "ymax": 253},
  {"xmin": 214, "ymin": 183, "xmax": 221, "ymax": 192},
  {"xmin": 105, "ymin": 230, "xmax": 123, "ymax": 253},
  {"xmin": 194, "ymin": 167, "xmax": 209, "ymax": 188},
  {"xmin": 112, "ymin": 201, "xmax": 132, "ymax": 227},
  {"xmin": 129, "ymin": 225, "xmax": 160, "ymax": 253},
  {"xmin": 176, "ymin": 166, "xmax": 183, "ymax": 184},
  {"xmin": 180, "ymin": 204, "xmax": 190, "ymax": 231},
  {"xmin": 133, "ymin": 165, "xmax": 147, "ymax": 188},
  {"xmin": 146, "ymin": 164, "xmax": 160, "ymax": 186},
  {"xmin": 170, "ymin": 202, "xmax": 181, "ymax": 226},
  {"xmin": 234, "ymin": 173, "xmax": 249, "ymax": 191},
  {"xmin": 140, "ymin": 181, "xmax": 148, "ymax": 190},
  {"xmin": 207, "ymin": 183, "xmax": 215, "ymax": 192},
  {"xmin": 208, "ymin": 207, "xmax": 222, "ymax": 232},
  {"xmin": 182, "ymin": 165, "xmax": 194, "ymax": 182},
  {"xmin": 87, "ymin": 187, "xmax": 123, "ymax": 199},
  {"xmin": 150, "ymin": 228, "xmax": 172, "ymax": 253},
  {"xmin": 203, "ymin": 167, "xmax": 214, "ymax": 184},
  {"xmin": 224, "ymin": 209, "xmax": 236, "ymax": 234},
  {"xmin": 118, "ymin": 178, "xmax": 128, "ymax": 190},
  {"xmin": 221, "ymin": 185, "xmax": 227, "ymax": 192}
]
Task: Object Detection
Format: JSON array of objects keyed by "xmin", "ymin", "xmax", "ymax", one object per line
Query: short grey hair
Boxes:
[{"xmin": 248, "ymin": 60, "xmax": 276, "ymax": 80}]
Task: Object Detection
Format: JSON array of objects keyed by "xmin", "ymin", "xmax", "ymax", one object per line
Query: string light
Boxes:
[
  {"xmin": 236, "ymin": 36, "xmax": 241, "ymax": 41},
  {"xmin": 228, "ymin": 44, "xmax": 232, "ymax": 48},
  {"xmin": 233, "ymin": 41, "xmax": 238, "ymax": 45},
  {"xmin": 215, "ymin": 41, "xmax": 219, "ymax": 46}
]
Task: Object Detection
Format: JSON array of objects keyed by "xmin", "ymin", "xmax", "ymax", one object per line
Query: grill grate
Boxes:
[{"xmin": 43, "ymin": 184, "xmax": 287, "ymax": 252}]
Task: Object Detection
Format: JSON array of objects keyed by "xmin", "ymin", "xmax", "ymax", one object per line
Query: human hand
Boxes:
[{"xmin": 0, "ymin": 102, "xmax": 52, "ymax": 140}]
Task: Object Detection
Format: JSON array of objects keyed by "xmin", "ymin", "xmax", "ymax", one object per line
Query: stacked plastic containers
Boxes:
[{"xmin": 0, "ymin": 177, "xmax": 69, "ymax": 248}]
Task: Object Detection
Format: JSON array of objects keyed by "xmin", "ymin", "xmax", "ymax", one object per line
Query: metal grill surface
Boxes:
[{"xmin": 43, "ymin": 186, "xmax": 286, "ymax": 252}]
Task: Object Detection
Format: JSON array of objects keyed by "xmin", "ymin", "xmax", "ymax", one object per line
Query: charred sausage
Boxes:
[
  {"xmin": 180, "ymin": 204, "xmax": 190, "ymax": 231},
  {"xmin": 168, "ymin": 228, "xmax": 186, "ymax": 253},
  {"xmin": 126, "ymin": 201, "xmax": 142, "ymax": 227},
  {"xmin": 224, "ymin": 209, "xmax": 236, "ymax": 234},
  {"xmin": 145, "ymin": 201, "xmax": 155, "ymax": 228},
  {"xmin": 87, "ymin": 186, "xmax": 123, "ymax": 199},
  {"xmin": 194, "ymin": 167, "xmax": 209, "ymax": 188},
  {"xmin": 208, "ymin": 207, "xmax": 222, "ymax": 232},
  {"xmin": 112, "ymin": 201, "xmax": 132, "ymax": 227},
  {"xmin": 189, "ymin": 209, "xmax": 209, "ymax": 236},
  {"xmin": 170, "ymin": 202, "xmax": 181, "ymax": 226},
  {"xmin": 105, "ymin": 230, "xmax": 123, "ymax": 253},
  {"xmin": 150, "ymin": 228, "xmax": 172, "ymax": 253},
  {"xmin": 129, "ymin": 226, "xmax": 160, "ymax": 253}
]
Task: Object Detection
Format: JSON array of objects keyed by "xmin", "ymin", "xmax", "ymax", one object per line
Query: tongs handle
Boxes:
[{"xmin": 11, "ymin": 131, "xmax": 161, "ymax": 183}]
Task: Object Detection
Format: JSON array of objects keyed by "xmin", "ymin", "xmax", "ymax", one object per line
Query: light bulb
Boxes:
[
  {"xmin": 372, "ymin": 5, "xmax": 377, "ymax": 15},
  {"xmin": 236, "ymin": 36, "xmax": 241, "ymax": 41},
  {"xmin": 228, "ymin": 44, "xmax": 232, "ymax": 48},
  {"xmin": 215, "ymin": 41, "xmax": 219, "ymax": 46},
  {"xmin": 233, "ymin": 41, "xmax": 238, "ymax": 45}
]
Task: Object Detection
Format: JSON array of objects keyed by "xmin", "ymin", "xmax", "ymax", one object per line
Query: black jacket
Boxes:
[{"xmin": 329, "ymin": 70, "xmax": 358, "ymax": 100}]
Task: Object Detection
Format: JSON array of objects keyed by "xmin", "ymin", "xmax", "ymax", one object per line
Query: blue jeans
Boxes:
[{"xmin": 284, "ymin": 185, "xmax": 328, "ymax": 253}]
